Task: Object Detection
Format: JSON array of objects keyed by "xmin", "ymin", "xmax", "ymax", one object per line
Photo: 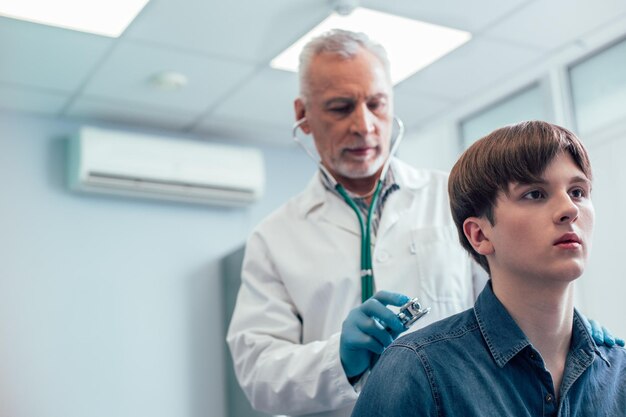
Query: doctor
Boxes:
[
  {"xmin": 226, "ymin": 29, "xmax": 612, "ymax": 417},
  {"xmin": 227, "ymin": 29, "xmax": 483, "ymax": 417}
]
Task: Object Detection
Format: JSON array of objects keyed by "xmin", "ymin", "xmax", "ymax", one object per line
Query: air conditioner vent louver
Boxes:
[{"xmin": 68, "ymin": 127, "xmax": 265, "ymax": 207}]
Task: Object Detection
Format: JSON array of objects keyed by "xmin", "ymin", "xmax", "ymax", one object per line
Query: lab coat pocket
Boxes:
[{"xmin": 411, "ymin": 225, "xmax": 472, "ymax": 307}]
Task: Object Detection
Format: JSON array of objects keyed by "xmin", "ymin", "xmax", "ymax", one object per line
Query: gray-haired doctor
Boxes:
[{"xmin": 227, "ymin": 29, "xmax": 482, "ymax": 417}]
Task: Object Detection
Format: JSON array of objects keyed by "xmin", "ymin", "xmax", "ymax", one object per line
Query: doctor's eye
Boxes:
[
  {"xmin": 327, "ymin": 101, "xmax": 355, "ymax": 115},
  {"xmin": 367, "ymin": 99, "xmax": 386, "ymax": 112}
]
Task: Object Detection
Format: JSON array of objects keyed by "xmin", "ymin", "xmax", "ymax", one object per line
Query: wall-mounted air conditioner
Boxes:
[{"xmin": 67, "ymin": 126, "xmax": 265, "ymax": 207}]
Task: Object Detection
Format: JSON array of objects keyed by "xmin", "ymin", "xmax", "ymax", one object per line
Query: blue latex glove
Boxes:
[
  {"xmin": 582, "ymin": 316, "xmax": 625, "ymax": 347},
  {"xmin": 340, "ymin": 291, "xmax": 410, "ymax": 378}
]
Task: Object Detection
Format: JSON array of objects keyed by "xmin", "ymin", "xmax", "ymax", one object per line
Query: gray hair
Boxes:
[{"xmin": 298, "ymin": 29, "xmax": 391, "ymax": 102}]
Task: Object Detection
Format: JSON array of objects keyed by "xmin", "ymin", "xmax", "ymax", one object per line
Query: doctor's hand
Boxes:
[
  {"xmin": 340, "ymin": 291, "xmax": 410, "ymax": 379},
  {"xmin": 583, "ymin": 317, "xmax": 625, "ymax": 347}
]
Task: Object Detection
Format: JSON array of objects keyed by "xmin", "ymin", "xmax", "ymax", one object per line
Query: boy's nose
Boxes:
[{"xmin": 554, "ymin": 194, "xmax": 579, "ymax": 224}]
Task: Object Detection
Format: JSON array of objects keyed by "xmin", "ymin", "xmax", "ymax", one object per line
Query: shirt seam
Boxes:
[
  {"xmin": 393, "ymin": 321, "xmax": 481, "ymax": 351},
  {"xmin": 415, "ymin": 348, "xmax": 444, "ymax": 417}
]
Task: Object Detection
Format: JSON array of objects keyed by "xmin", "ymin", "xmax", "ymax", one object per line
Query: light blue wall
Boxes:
[
  {"xmin": 0, "ymin": 111, "xmax": 313, "ymax": 417},
  {"xmin": 399, "ymin": 123, "xmax": 461, "ymax": 172}
]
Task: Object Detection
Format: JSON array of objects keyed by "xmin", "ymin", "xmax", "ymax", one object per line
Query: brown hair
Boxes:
[{"xmin": 448, "ymin": 120, "xmax": 592, "ymax": 274}]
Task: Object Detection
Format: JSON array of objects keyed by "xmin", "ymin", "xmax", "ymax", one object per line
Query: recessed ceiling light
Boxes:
[
  {"xmin": 270, "ymin": 7, "xmax": 471, "ymax": 85},
  {"xmin": 0, "ymin": 0, "xmax": 150, "ymax": 38}
]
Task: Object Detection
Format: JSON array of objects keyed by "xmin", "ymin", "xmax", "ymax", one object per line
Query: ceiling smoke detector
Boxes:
[{"xmin": 330, "ymin": 0, "xmax": 359, "ymax": 16}]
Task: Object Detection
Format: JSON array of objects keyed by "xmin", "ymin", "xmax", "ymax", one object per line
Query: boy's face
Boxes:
[{"xmin": 478, "ymin": 152, "xmax": 594, "ymax": 284}]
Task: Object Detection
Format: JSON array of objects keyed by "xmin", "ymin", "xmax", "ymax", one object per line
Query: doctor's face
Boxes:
[{"xmin": 295, "ymin": 48, "xmax": 393, "ymax": 181}]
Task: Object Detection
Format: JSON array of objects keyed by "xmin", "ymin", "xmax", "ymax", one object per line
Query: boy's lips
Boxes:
[{"xmin": 553, "ymin": 232, "xmax": 582, "ymax": 247}]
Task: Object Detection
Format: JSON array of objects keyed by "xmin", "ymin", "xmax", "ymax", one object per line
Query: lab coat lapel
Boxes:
[
  {"xmin": 319, "ymin": 192, "xmax": 361, "ymax": 236},
  {"xmin": 299, "ymin": 172, "xmax": 361, "ymax": 237},
  {"xmin": 376, "ymin": 159, "xmax": 428, "ymax": 241},
  {"xmin": 376, "ymin": 187, "xmax": 414, "ymax": 241}
]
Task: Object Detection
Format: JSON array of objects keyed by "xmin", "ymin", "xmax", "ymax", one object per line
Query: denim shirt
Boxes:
[{"xmin": 352, "ymin": 282, "xmax": 626, "ymax": 417}]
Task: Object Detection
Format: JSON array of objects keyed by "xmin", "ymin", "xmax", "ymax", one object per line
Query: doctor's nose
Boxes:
[{"xmin": 350, "ymin": 104, "xmax": 375, "ymax": 136}]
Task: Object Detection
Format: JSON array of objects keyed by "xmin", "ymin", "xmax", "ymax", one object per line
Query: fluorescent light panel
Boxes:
[
  {"xmin": 0, "ymin": 0, "xmax": 150, "ymax": 37},
  {"xmin": 271, "ymin": 7, "xmax": 471, "ymax": 85}
]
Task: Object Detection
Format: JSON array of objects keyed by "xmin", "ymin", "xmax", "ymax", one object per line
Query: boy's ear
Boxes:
[
  {"xmin": 463, "ymin": 217, "xmax": 494, "ymax": 256},
  {"xmin": 294, "ymin": 98, "xmax": 311, "ymax": 134}
]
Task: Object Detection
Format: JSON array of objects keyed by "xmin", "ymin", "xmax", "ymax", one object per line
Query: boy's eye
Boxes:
[
  {"xmin": 522, "ymin": 190, "xmax": 545, "ymax": 200},
  {"xmin": 570, "ymin": 188, "xmax": 586, "ymax": 198}
]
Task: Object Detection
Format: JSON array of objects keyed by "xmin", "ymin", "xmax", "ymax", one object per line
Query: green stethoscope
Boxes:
[{"xmin": 292, "ymin": 116, "xmax": 405, "ymax": 303}]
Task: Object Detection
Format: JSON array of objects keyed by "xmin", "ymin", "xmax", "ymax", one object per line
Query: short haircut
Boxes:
[
  {"xmin": 298, "ymin": 29, "xmax": 390, "ymax": 103},
  {"xmin": 448, "ymin": 120, "xmax": 592, "ymax": 274}
]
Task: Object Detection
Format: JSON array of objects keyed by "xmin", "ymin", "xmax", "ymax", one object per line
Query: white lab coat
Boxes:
[{"xmin": 227, "ymin": 159, "xmax": 487, "ymax": 417}]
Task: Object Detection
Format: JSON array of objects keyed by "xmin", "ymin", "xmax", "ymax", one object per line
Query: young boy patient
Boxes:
[{"xmin": 351, "ymin": 121, "xmax": 626, "ymax": 416}]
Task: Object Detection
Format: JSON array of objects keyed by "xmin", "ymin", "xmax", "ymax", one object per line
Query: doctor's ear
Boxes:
[
  {"xmin": 294, "ymin": 98, "xmax": 311, "ymax": 134},
  {"xmin": 463, "ymin": 217, "xmax": 494, "ymax": 256}
]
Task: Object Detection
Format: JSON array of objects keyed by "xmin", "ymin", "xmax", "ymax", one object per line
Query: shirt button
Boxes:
[
  {"xmin": 529, "ymin": 352, "xmax": 536, "ymax": 360},
  {"xmin": 545, "ymin": 394, "xmax": 554, "ymax": 403},
  {"xmin": 376, "ymin": 250, "xmax": 390, "ymax": 263}
]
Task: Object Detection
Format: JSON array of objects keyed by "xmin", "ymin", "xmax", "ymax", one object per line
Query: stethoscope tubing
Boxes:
[{"xmin": 292, "ymin": 117, "xmax": 405, "ymax": 302}]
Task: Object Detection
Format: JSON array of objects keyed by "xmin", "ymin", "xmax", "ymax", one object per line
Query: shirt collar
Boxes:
[
  {"xmin": 570, "ymin": 309, "xmax": 611, "ymax": 366},
  {"xmin": 318, "ymin": 163, "xmax": 398, "ymax": 200},
  {"xmin": 296, "ymin": 158, "xmax": 431, "ymax": 218},
  {"xmin": 473, "ymin": 281, "xmax": 600, "ymax": 368},
  {"xmin": 473, "ymin": 281, "xmax": 531, "ymax": 368}
]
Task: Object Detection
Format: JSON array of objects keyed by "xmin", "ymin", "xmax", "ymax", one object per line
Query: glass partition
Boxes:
[
  {"xmin": 459, "ymin": 83, "xmax": 548, "ymax": 148},
  {"xmin": 569, "ymin": 37, "xmax": 626, "ymax": 135}
]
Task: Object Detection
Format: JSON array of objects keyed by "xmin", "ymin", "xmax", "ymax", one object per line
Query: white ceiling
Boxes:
[{"xmin": 1, "ymin": 0, "xmax": 626, "ymax": 145}]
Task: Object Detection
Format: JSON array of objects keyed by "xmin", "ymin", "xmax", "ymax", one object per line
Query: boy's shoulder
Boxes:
[
  {"xmin": 598, "ymin": 344, "xmax": 626, "ymax": 369},
  {"xmin": 392, "ymin": 307, "xmax": 480, "ymax": 352}
]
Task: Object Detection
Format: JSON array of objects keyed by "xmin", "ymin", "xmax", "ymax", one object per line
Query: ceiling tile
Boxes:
[
  {"xmin": 485, "ymin": 0, "xmax": 626, "ymax": 50},
  {"xmin": 0, "ymin": 83, "xmax": 69, "ymax": 115},
  {"xmin": 399, "ymin": 36, "xmax": 543, "ymax": 100},
  {"xmin": 0, "ymin": 17, "xmax": 113, "ymax": 92},
  {"xmin": 80, "ymin": 40, "xmax": 256, "ymax": 113},
  {"xmin": 363, "ymin": 0, "xmax": 531, "ymax": 32},
  {"xmin": 2, "ymin": 0, "xmax": 626, "ymax": 144},
  {"xmin": 66, "ymin": 97, "xmax": 195, "ymax": 131},
  {"xmin": 193, "ymin": 67, "xmax": 298, "ymax": 145},
  {"xmin": 125, "ymin": 0, "xmax": 330, "ymax": 63},
  {"xmin": 207, "ymin": 68, "xmax": 298, "ymax": 129}
]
